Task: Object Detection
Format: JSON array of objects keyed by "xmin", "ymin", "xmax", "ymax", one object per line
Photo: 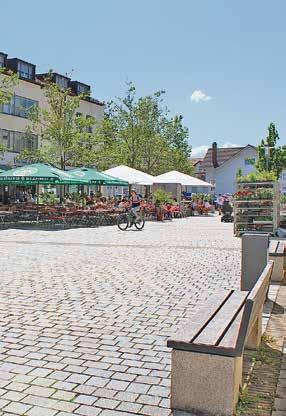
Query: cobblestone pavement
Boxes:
[{"xmin": 0, "ymin": 216, "xmax": 240, "ymax": 415}]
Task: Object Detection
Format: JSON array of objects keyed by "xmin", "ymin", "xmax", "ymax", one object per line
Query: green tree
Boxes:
[
  {"xmin": 0, "ymin": 68, "xmax": 19, "ymax": 156},
  {"xmin": 256, "ymin": 122, "xmax": 286, "ymax": 178},
  {"xmin": 101, "ymin": 82, "xmax": 192, "ymax": 175},
  {"xmin": 0, "ymin": 68, "xmax": 18, "ymax": 105},
  {"xmin": 17, "ymin": 76, "xmax": 103, "ymax": 170}
]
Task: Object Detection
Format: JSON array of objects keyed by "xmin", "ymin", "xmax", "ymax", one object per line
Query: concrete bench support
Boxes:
[
  {"xmin": 245, "ymin": 305, "xmax": 263, "ymax": 350},
  {"xmin": 241, "ymin": 233, "xmax": 269, "ymax": 291},
  {"xmin": 269, "ymin": 241, "xmax": 285, "ymax": 282},
  {"xmin": 171, "ymin": 350, "xmax": 243, "ymax": 416}
]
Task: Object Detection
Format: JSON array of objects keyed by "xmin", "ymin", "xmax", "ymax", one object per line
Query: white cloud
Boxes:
[
  {"xmin": 191, "ymin": 90, "xmax": 212, "ymax": 103},
  {"xmin": 191, "ymin": 142, "xmax": 240, "ymax": 158},
  {"xmin": 191, "ymin": 145, "xmax": 209, "ymax": 158},
  {"xmin": 221, "ymin": 141, "xmax": 240, "ymax": 148}
]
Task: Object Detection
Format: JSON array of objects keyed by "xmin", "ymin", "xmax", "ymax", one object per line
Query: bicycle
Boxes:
[{"xmin": 117, "ymin": 208, "xmax": 145, "ymax": 231}]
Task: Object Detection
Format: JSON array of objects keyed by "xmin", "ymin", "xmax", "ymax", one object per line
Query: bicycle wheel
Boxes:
[
  {"xmin": 134, "ymin": 214, "xmax": 145, "ymax": 230},
  {"xmin": 117, "ymin": 213, "xmax": 129, "ymax": 231}
]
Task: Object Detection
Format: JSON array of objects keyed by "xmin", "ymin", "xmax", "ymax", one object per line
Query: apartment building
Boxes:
[{"xmin": 0, "ymin": 52, "xmax": 104, "ymax": 168}]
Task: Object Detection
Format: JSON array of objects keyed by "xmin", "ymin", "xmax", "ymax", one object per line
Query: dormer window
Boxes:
[
  {"xmin": 55, "ymin": 74, "xmax": 69, "ymax": 90},
  {"xmin": 78, "ymin": 83, "xmax": 90, "ymax": 95},
  {"xmin": 70, "ymin": 81, "xmax": 91, "ymax": 97},
  {"xmin": 0, "ymin": 53, "xmax": 7, "ymax": 68},
  {"xmin": 17, "ymin": 61, "xmax": 34, "ymax": 80}
]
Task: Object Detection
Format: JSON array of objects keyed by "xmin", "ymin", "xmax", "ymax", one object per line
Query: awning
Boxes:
[
  {"xmin": 154, "ymin": 170, "xmax": 213, "ymax": 187},
  {"xmin": 0, "ymin": 163, "xmax": 89, "ymax": 185},
  {"xmin": 69, "ymin": 167, "xmax": 128, "ymax": 186},
  {"xmin": 104, "ymin": 165, "xmax": 154, "ymax": 185}
]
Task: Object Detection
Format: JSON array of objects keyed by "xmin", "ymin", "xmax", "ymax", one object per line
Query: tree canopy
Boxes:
[
  {"xmin": 100, "ymin": 82, "xmax": 192, "ymax": 175},
  {"xmin": 256, "ymin": 122, "xmax": 286, "ymax": 178}
]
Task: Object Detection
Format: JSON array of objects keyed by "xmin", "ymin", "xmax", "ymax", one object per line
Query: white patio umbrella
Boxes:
[
  {"xmin": 154, "ymin": 170, "xmax": 213, "ymax": 187},
  {"xmin": 104, "ymin": 165, "xmax": 154, "ymax": 185}
]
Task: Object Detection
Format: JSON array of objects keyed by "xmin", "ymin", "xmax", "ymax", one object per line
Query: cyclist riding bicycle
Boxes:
[
  {"xmin": 130, "ymin": 189, "xmax": 141, "ymax": 218},
  {"xmin": 117, "ymin": 190, "xmax": 145, "ymax": 231}
]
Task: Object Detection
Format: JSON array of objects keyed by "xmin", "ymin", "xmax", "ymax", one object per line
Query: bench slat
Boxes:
[
  {"xmin": 194, "ymin": 291, "xmax": 248, "ymax": 346},
  {"xmin": 277, "ymin": 242, "xmax": 285, "ymax": 255},
  {"xmin": 167, "ymin": 289, "xmax": 232, "ymax": 348},
  {"xmin": 218, "ymin": 308, "xmax": 244, "ymax": 348},
  {"xmin": 247, "ymin": 261, "xmax": 273, "ymax": 328},
  {"xmin": 269, "ymin": 240, "xmax": 278, "ymax": 255}
]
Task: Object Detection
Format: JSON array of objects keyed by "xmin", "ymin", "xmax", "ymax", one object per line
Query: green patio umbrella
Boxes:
[
  {"xmin": 69, "ymin": 167, "xmax": 128, "ymax": 186},
  {"xmin": 0, "ymin": 163, "xmax": 89, "ymax": 185}
]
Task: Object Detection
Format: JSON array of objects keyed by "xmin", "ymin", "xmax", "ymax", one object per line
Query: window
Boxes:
[
  {"xmin": 14, "ymin": 95, "xmax": 38, "ymax": 118},
  {"xmin": 86, "ymin": 115, "xmax": 93, "ymax": 133},
  {"xmin": 0, "ymin": 129, "xmax": 38, "ymax": 152},
  {"xmin": 17, "ymin": 62, "xmax": 34, "ymax": 80},
  {"xmin": 0, "ymin": 54, "xmax": 5, "ymax": 68},
  {"xmin": 0, "ymin": 95, "xmax": 38, "ymax": 118},
  {"xmin": 0, "ymin": 129, "xmax": 11, "ymax": 149},
  {"xmin": 77, "ymin": 83, "xmax": 90, "ymax": 95},
  {"xmin": 244, "ymin": 158, "xmax": 255, "ymax": 166},
  {"xmin": 55, "ymin": 75, "xmax": 69, "ymax": 89},
  {"xmin": 282, "ymin": 172, "xmax": 286, "ymax": 181}
]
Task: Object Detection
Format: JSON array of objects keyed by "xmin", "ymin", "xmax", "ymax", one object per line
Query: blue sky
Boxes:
[{"xmin": 2, "ymin": 0, "xmax": 286, "ymax": 157}]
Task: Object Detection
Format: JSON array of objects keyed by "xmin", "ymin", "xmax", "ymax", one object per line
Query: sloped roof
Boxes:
[
  {"xmin": 189, "ymin": 158, "xmax": 203, "ymax": 166},
  {"xmin": 154, "ymin": 171, "xmax": 212, "ymax": 187},
  {"xmin": 203, "ymin": 146, "xmax": 245, "ymax": 168}
]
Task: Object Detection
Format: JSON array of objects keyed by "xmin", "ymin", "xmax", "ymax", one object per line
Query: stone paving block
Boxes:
[
  {"xmin": 31, "ymin": 377, "xmax": 56, "ymax": 387},
  {"xmin": 141, "ymin": 405, "xmax": 171, "ymax": 415},
  {"xmin": 86, "ymin": 377, "xmax": 109, "ymax": 388},
  {"xmin": 74, "ymin": 385, "xmax": 96, "ymax": 395},
  {"xmin": 127, "ymin": 382, "xmax": 150, "ymax": 394},
  {"xmin": 3, "ymin": 402, "xmax": 31, "ymax": 415},
  {"xmin": 52, "ymin": 390, "xmax": 76, "ymax": 401},
  {"xmin": 76, "ymin": 405, "xmax": 102, "ymax": 415},
  {"xmin": 148, "ymin": 385, "xmax": 169, "ymax": 397},
  {"xmin": 112, "ymin": 372, "xmax": 136, "ymax": 382},
  {"xmin": 25, "ymin": 385, "xmax": 56, "ymax": 398},
  {"xmin": 66, "ymin": 374, "xmax": 90, "ymax": 384},
  {"xmin": 1, "ymin": 391, "xmax": 26, "ymax": 402},
  {"xmin": 26, "ymin": 407, "xmax": 58, "ymax": 416},
  {"xmin": 28, "ymin": 368, "xmax": 52, "ymax": 377},
  {"xmin": 106, "ymin": 380, "xmax": 129, "ymax": 391},
  {"xmin": 96, "ymin": 397, "xmax": 120, "ymax": 409},
  {"xmin": 137, "ymin": 394, "xmax": 161, "ymax": 406},
  {"xmin": 117, "ymin": 401, "xmax": 143, "ymax": 413},
  {"xmin": 100, "ymin": 410, "xmax": 138, "ymax": 416},
  {"xmin": 52, "ymin": 381, "xmax": 77, "ymax": 391},
  {"xmin": 0, "ymin": 399, "xmax": 10, "ymax": 410},
  {"xmin": 73, "ymin": 394, "xmax": 97, "ymax": 405},
  {"xmin": 48, "ymin": 371, "xmax": 71, "ymax": 381}
]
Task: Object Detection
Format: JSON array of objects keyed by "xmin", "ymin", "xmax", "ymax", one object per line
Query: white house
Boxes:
[
  {"xmin": 202, "ymin": 142, "xmax": 257, "ymax": 194},
  {"xmin": 280, "ymin": 170, "xmax": 286, "ymax": 194}
]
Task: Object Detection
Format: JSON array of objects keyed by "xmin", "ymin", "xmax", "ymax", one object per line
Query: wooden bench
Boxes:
[
  {"xmin": 167, "ymin": 261, "xmax": 273, "ymax": 416},
  {"xmin": 269, "ymin": 240, "xmax": 285, "ymax": 282}
]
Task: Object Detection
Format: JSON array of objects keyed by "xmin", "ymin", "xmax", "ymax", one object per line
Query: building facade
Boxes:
[
  {"xmin": 201, "ymin": 142, "xmax": 258, "ymax": 194},
  {"xmin": 0, "ymin": 52, "xmax": 104, "ymax": 168}
]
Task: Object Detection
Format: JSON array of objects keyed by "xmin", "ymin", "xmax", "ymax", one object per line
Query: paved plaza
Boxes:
[{"xmin": 0, "ymin": 216, "xmax": 241, "ymax": 415}]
